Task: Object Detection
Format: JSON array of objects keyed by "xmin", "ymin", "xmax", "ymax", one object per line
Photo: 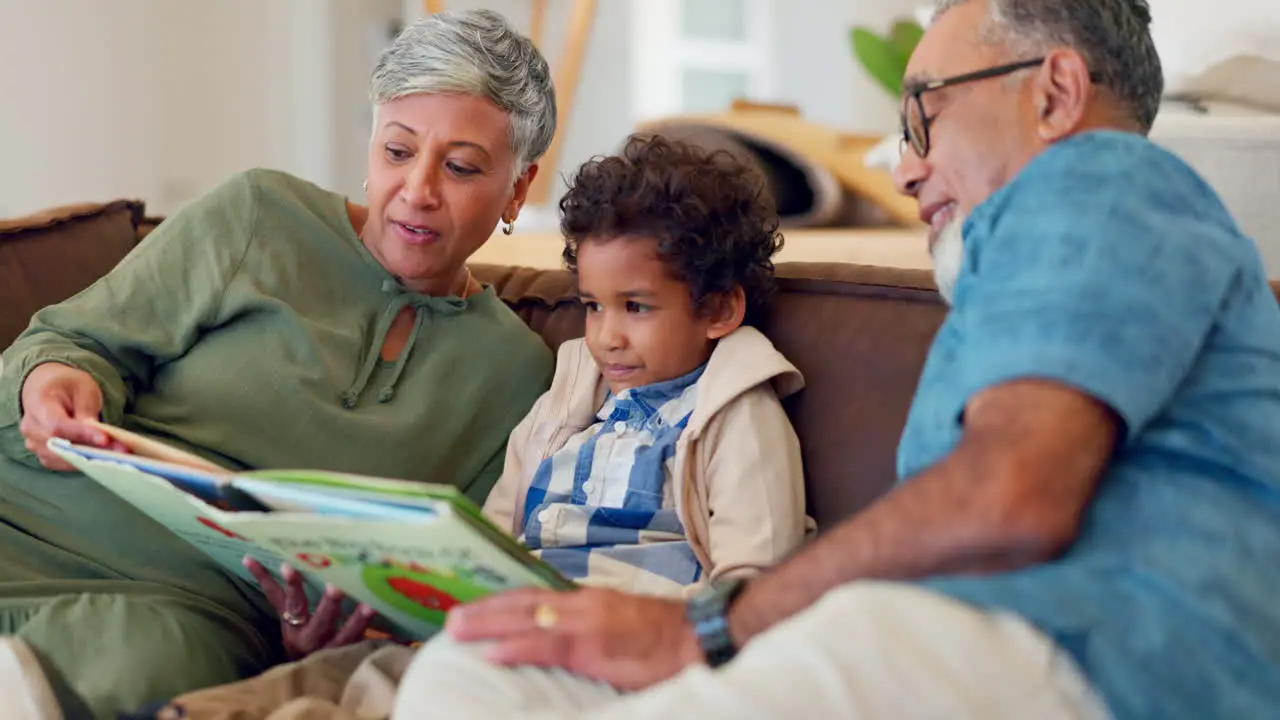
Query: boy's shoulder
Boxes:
[
  {"xmin": 539, "ymin": 330, "xmax": 803, "ymax": 428},
  {"xmin": 684, "ymin": 327, "xmax": 803, "ymax": 432},
  {"xmin": 703, "ymin": 327, "xmax": 803, "ymax": 399}
]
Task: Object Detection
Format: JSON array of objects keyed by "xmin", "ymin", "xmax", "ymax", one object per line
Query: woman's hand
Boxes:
[
  {"xmin": 243, "ymin": 557, "xmax": 377, "ymax": 660},
  {"xmin": 18, "ymin": 362, "xmax": 125, "ymax": 470}
]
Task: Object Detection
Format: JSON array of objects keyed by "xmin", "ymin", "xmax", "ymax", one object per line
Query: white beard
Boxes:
[{"xmin": 930, "ymin": 212, "xmax": 966, "ymax": 306}]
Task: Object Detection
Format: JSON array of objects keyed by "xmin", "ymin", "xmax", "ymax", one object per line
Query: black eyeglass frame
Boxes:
[{"xmin": 899, "ymin": 57, "xmax": 1047, "ymax": 158}]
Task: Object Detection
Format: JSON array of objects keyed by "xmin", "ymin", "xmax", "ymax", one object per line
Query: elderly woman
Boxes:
[{"xmin": 0, "ymin": 10, "xmax": 555, "ymax": 718}]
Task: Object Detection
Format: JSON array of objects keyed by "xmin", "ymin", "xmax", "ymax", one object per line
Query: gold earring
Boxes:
[{"xmin": 502, "ymin": 219, "xmax": 515, "ymax": 235}]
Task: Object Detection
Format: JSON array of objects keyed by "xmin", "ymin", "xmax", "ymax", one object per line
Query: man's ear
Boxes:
[
  {"xmin": 704, "ymin": 285, "xmax": 747, "ymax": 340},
  {"xmin": 1032, "ymin": 48, "xmax": 1092, "ymax": 142},
  {"xmin": 504, "ymin": 163, "xmax": 540, "ymax": 223}
]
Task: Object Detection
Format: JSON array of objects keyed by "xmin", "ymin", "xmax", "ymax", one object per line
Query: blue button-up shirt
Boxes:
[
  {"xmin": 522, "ymin": 365, "xmax": 706, "ymax": 595},
  {"xmin": 900, "ymin": 131, "xmax": 1280, "ymax": 718}
]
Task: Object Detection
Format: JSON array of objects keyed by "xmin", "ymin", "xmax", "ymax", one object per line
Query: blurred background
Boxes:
[
  {"xmin": 0, "ymin": 0, "xmax": 927, "ymax": 218},
  {"xmin": 1, "ymin": 0, "xmax": 1276, "ymax": 263}
]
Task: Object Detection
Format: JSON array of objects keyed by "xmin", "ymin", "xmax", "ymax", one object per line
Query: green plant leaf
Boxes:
[
  {"xmin": 889, "ymin": 20, "xmax": 924, "ymax": 58},
  {"xmin": 850, "ymin": 27, "xmax": 909, "ymax": 97}
]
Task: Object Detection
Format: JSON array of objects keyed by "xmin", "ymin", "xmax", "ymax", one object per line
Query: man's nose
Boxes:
[{"xmin": 892, "ymin": 147, "xmax": 929, "ymax": 198}]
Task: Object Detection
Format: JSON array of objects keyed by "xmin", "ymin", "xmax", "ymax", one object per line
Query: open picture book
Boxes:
[{"xmin": 46, "ymin": 421, "xmax": 572, "ymax": 642}]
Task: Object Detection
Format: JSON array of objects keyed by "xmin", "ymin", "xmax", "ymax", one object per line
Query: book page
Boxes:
[
  {"xmin": 223, "ymin": 508, "xmax": 560, "ymax": 641},
  {"xmin": 82, "ymin": 418, "xmax": 228, "ymax": 473},
  {"xmin": 238, "ymin": 468, "xmax": 465, "ymax": 503},
  {"xmin": 48, "ymin": 440, "xmax": 322, "ymax": 601},
  {"xmin": 232, "ymin": 471, "xmax": 574, "ymax": 591}
]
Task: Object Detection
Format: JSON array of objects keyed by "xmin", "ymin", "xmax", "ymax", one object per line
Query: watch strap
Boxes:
[{"xmin": 686, "ymin": 577, "xmax": 748, "ymax": 668}]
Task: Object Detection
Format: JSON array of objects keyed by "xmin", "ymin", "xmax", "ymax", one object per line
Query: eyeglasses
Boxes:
[{"xmin": 900, "ymin": 57, "xmax": 1046, "ymax": 159}]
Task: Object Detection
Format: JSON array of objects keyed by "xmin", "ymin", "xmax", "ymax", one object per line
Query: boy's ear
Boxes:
[{"xmin": 704, "ymin": 286, "xmax": 746, "ymax": 340}]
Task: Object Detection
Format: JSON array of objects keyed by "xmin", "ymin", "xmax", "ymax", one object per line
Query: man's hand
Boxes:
[
  {"xmin": 18, "ymin": 362, "xmax": 125, "ymax": 470},
  {"xmin": 446, "ymin": 587, "xmax": 704, "ymax": 691}
]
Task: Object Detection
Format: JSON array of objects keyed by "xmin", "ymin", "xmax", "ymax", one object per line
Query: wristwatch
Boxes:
[{"xmin": 685, "ymin": 576, "xmax": 748, "ymax": 668}]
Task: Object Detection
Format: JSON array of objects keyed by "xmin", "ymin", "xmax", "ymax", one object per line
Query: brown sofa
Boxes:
[
  {"xmin": 0, "ymin": 200, "xmax": 943, "ymax": 526},
  {"xmin": 4, "ymin": 200, "xmax": 1279, "ymax": 530}
]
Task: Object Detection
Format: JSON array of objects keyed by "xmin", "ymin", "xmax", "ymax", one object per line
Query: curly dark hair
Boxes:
[{"xmin": 559, "ymin": 133, "xmax": 784, "ymax": 327}]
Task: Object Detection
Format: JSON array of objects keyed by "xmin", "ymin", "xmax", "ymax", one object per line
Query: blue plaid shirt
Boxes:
[{"xmin": 520, "ymin": 365, "xmax": 706, "ymax": 594}]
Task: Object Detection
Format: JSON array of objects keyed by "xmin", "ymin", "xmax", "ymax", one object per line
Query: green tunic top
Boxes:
[{"xmin": 0, "ymin": 169, "xmax": 553, "ymax": 641}]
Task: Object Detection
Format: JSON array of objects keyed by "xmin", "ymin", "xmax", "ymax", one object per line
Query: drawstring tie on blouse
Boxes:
[{"xmin": 340, "ymin": 279, "xmax": 469, "ymax": 409}]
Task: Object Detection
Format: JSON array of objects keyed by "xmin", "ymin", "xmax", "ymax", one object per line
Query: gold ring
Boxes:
[
  {"xmin": 533, "ymin": 603, "xmax": 559, "ymax": 630},
  {"xmin": 280, "ymin": 610, "xmax": 307, "ymax": 628}
]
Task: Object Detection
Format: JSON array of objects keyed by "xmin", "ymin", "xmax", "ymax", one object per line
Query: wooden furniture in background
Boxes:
[
  {"xmin": 530, "ymin": 0, "xmax": 548, "ymax": 47},
  {"xmin": 472, "ymin": 226, "xmax": 932, "ymax": 272},
  {"xmin": 639, "ymin": 103, "xmax": 922, "ymax": 227}
]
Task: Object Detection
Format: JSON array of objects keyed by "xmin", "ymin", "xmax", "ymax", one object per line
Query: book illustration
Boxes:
[
  {"xmin": 198, "ymin": 516, "xmax": 252, "ymax": 542},
  {"xmin": 289, "ymin": 552, "xmax": 486, "ymax": 625},
  {"xmin": 367, "ymin": 557, "xmax": 490, "ymax": 625},
  {"xmin": 46, "ymin": 430, "xmax": 571, "ymax": 642},
  {"xmin": 219, "ymin": 515, "xmax": 550, "ymax": 639}
]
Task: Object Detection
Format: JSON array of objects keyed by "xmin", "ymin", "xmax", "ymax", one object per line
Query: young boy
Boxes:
[{"xmin": 483, "ymin": 133, "xmax": 811, "ymax": 598}]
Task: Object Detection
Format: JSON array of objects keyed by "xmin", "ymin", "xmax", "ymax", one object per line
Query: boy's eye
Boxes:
[
  {"xmin": 581, "ymin": 300, "xmax": 601, "ymax": 312},
  {"xmin": 625, "ymin": 301, "xmax": 651, "ymax": 314}
]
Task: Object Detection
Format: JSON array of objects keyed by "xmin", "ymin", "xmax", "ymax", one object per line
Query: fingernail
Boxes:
[
  {"xmin": 358, "ymin": 604, "xmax": 376, "ymax": 617},
  {"xmin": 325, "ymin": 583, "xmax": 342, "ymax": 598},
  {"xmin": 279, "ymin": 563, "xmax": 292, "ymax": 576}
]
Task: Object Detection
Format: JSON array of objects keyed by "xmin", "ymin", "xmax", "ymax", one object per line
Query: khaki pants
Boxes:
[
  {"xmin": 392, "ymin": 581, "xmax": 1111, "ymax": 719},
  {"xmin": 55, "ymin": 582, "xmax": 1110, "ymax": 719}
]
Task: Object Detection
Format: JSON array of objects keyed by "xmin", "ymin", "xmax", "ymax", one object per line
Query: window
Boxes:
[{"xmin": 630, "ymin": 0, "xmax": 774, "ymax": 122}]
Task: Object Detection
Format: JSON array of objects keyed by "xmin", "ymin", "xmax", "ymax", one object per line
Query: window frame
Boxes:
[{"xmin": 629, "ymin": 0, "xmax": 776, "ymax": 123}]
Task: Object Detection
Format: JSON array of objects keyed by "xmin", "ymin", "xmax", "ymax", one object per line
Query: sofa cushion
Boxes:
[
  {"xmin": 762, "ymin": 263, "xmax": 943, "ymax": 528},
  {"xmin": 472, "ymin": 262, "xmax": 946, "ymax": 530},
  {"xmin": 471, "ymin": 264, "xmax": 586, "ymax": 352},
  {"xmin": 0, "ymin": 200, "xmax": 144, "ymax": 349}
]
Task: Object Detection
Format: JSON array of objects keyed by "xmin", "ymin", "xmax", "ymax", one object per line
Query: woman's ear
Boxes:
[
  {"xmin": 704, "ymin": 285, "xmax": 747, "ymax": 340},
  {"xmin": 506, "ymin": 163, "xmax": 540, "ymax": 221}
]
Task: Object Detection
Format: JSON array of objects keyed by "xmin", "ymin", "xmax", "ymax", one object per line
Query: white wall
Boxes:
[
  {"xmin": 0, "ymin": 0, "xmax": 170, "ymax": 217},
  {"xmin": 0, "ymin": 0, "xmax": 406, "ymax": 217},
  {"xmin": 0, "ymin": 0, "xmax": 914, "ymax": 220},
  {"xmin": 772, "ymin": 0, "xmax": 925, "ymax": 134}
]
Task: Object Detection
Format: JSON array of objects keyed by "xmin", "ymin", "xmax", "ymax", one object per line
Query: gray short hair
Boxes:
[
  {"xmin": 370, "ymin": 9, "xmax": 557, "ymax": 171},
  {"xmin": 935, "ymin": 0, "xmax": 1163, "ymax": 132}
]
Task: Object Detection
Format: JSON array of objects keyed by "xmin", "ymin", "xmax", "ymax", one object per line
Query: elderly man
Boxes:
[{"xmin": 393, "ymin": 0, "xmax": 1280, "ymax": 717}]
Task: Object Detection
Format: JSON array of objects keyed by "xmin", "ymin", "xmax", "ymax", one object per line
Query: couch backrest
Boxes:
[
  {"xmin": 475, "ymin": 262, "xmax": 1280, "ymax": 532},
  {"xmin": 472, "ymin": 262, "xmax": 947, "ymax": 530},
  {"xmin": 4, "ymin": 206, "xmax": 1280, "ymax": 531},
  {"xmin": 0, "ymin": 200, "xmax": 145, "ymax": 349}
]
